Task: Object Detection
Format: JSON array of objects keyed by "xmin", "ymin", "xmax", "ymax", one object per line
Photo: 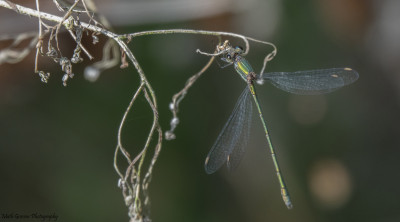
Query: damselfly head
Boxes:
[
  {"xmin": 216, "ymin": 40, "xmax": 245, "ymax": 65},
  {"xmin": 221, "ymin": 45, "xmax": 244, "ymax": 64}
]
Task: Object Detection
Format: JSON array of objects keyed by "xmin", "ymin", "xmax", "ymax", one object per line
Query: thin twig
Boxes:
[
  {"xmin": 165, "ymin": 51, "xmax": 217, "ymax": 140},
  {"xmin": 0, "ymin": 2, "xmax": 282, "ymax": 221},
  {"xmin": 0, "ymin": 32, "xmax": 39, "ymax": 65}
]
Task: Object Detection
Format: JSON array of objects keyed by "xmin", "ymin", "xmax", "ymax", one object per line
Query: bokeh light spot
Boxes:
[{"xmin": 308, "ymin": 158, "xmax": 353, "ymax": 209}]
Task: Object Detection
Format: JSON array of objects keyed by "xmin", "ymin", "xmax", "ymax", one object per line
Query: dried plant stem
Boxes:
[{"xmin": 0, "ymin": 1, "xmax": 280, "ymax": 220}]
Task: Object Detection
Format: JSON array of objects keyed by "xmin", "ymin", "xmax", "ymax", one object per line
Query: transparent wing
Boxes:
[
  {"xmin": 226, "ymin": 89, "xmax": 253, "ymax": 172},
  {"xmin": 263, "ymin": 68, "xmax": 359, "ymax": 95},
  {"xmin": 204, "ymin": 87, "xmax": 253, "ymax": 174}
]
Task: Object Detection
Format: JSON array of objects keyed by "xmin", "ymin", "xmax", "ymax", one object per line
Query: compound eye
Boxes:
[
  {"xmin": 235, "ymin": 46, "xmax": 243, "ymax": 51},
  {"xmin": 226, "ymin": 54, "xmax": 232, "ymax": 60},
  {"xmin": 234, "ymin": 46, "xmax": 243, "ymax": 54}
]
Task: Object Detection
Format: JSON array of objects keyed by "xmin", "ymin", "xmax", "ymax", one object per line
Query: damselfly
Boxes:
[{"xmin": 204, "ymin": 41, "xmax": 359, "ymax": 209}]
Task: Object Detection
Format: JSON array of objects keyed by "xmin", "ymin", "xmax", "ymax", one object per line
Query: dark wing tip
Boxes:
[
  {"xmin": 204, "ymin": 156, "xmax": 215, "ymax": 174},
  {"xmin": 343, "ymin": 67, "xmax": 359, "ymax": 82}
]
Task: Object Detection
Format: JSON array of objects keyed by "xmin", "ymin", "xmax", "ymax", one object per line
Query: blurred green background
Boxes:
[{"xmin": 1, "ymin": 0, "xmax": 400, "ymax": 221}]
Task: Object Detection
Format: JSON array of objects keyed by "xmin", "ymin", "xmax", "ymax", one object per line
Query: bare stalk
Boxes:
[{"xmin": 0, "ymin": 1, "xmax": 280, "ymax": 221}]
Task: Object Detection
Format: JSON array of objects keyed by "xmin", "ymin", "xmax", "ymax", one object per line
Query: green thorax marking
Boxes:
[{"xmin": 234, "ymin": 56, "xmax": 254, "ymax": 81}]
